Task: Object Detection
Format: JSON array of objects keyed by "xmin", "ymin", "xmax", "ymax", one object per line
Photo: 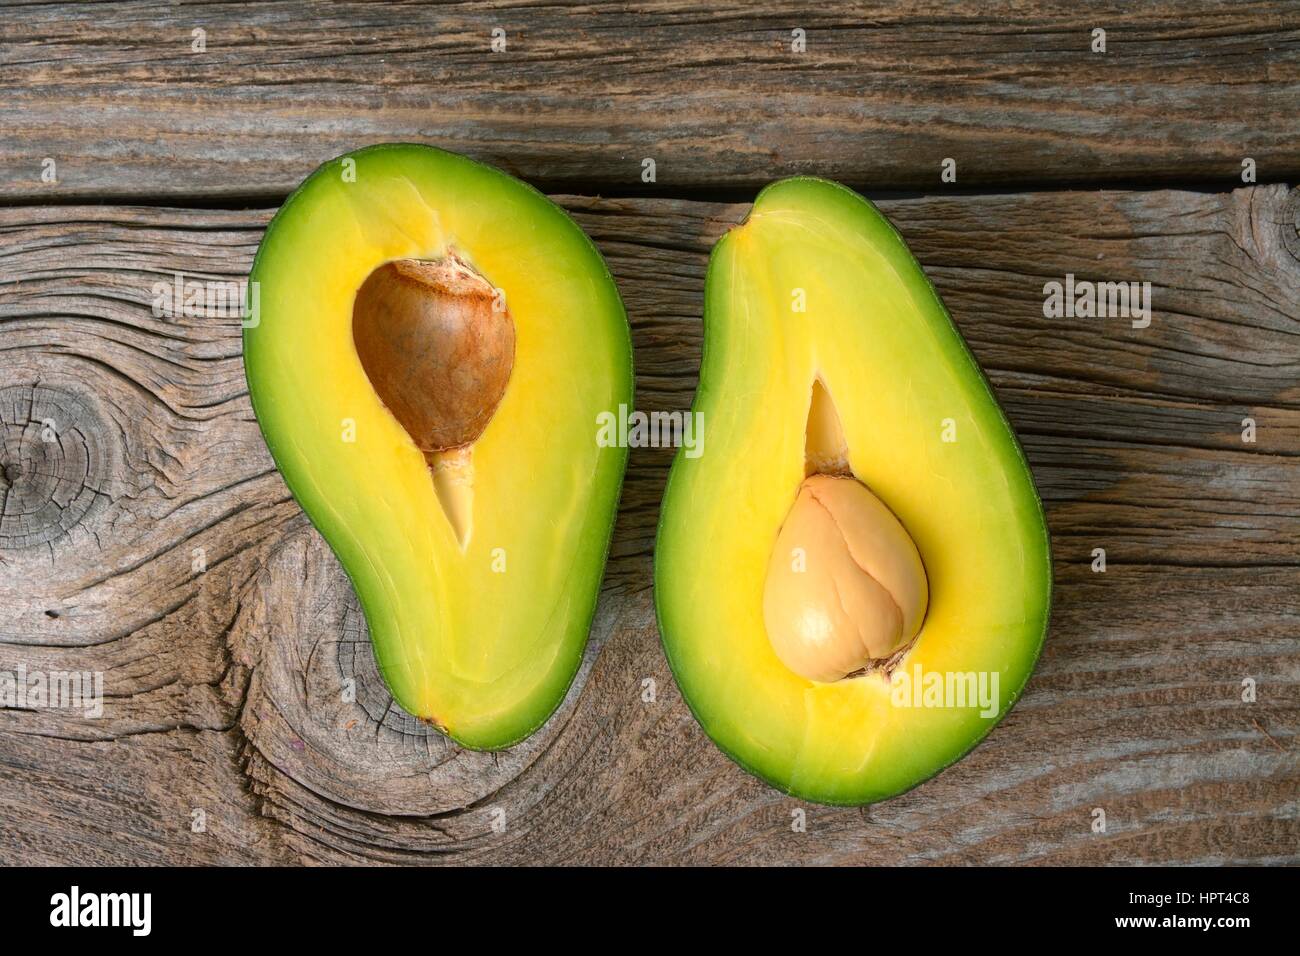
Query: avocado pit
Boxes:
[
  {"xmin": 762, "ymin": 380, "xmax": 929, "ymax": 683},
  {"xmin": 352, "ymin": 253, "xmax": 515, "ymax": 545}
]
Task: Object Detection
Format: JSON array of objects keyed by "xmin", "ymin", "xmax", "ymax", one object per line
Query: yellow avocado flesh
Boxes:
[
  {"xmin": 245, "ymin": 145, "xmax": 632, "ymax": 749},
  {"xmin": 655, "ymin": 178, "xmax": 1051, "ymax": 805}
]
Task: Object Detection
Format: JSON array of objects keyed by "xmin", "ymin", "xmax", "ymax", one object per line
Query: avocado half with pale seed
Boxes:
[
  {"xmin": 655, "ymin": 178, "xmax": 1051, "ymax": 805},
  {"xmin": 245, "ymin": 144, "xmax": 632, "ymax": 749}
]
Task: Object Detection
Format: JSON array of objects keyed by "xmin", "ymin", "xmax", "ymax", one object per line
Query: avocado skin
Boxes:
[{"xmin": 653, "ymin": 177, "xmax": 1051, "ymax": 805}]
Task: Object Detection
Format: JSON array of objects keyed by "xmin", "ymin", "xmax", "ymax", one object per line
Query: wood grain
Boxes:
[
  {"xmin": 0, "ymin": 186, "xmax": 1297, "ymax": 864},
  {"xmin": 3, "ymin": 1, "xmax": 1300, "ymax": 200}
]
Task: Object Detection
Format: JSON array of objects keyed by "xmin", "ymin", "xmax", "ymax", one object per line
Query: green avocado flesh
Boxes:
[
  {"xmin": 245, "ymin": 145, "xmax": 632, "ymax": 749},
  {"xmin": 655, "ymin": 178, "xmax": 1051, "ymax": 805}
]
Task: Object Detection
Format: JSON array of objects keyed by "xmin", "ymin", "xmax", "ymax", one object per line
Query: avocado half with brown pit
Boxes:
[
  {"xmin": 245, "ymin": 144, "xmax": 632, "ymax": 749},
  {"xmin": 655, "ymin": 178, "xmax": 1051, "ymax": 805}
]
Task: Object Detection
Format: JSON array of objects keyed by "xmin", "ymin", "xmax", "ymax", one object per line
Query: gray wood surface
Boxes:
[
  {"xmin": 1, "ymin": 188, "xmax": 1296, "ymax": 864},
  {"xmin": 3, "ymin": 1, "xmax": 1300, "ymax": 199}
]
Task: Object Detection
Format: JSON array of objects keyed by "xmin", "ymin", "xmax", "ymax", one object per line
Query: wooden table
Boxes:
[{"xmin": 1, "ymin": 2, "xmax": 1296, "ymax": 865}]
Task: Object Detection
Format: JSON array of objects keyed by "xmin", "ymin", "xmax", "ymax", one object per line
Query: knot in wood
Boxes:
[{"xmin": 0, "ymin": 384, "xmax": 111, "ymax": 551}]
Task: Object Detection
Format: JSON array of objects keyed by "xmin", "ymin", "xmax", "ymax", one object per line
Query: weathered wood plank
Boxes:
[
  {"xmin": 0, "ymin": 186, "xmax": 1297, "ymax": 864},
  {"xmin": 3, "ymin": 1, "xmax": 1300, "ymax": 200}
]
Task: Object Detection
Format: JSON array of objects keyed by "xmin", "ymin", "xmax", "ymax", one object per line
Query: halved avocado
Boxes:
[
  {"xmin": 655, "ymin": 178, "xmax": 1050, "ymax": 805},
  {"xmin": 245, "ymin": 144, "xmax": 632, "ymax": 749}
]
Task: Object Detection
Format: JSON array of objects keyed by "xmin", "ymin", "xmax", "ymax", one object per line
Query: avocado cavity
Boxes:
[{"xmin": 763, "ymin": 380, "xmax": 929, "ymax": 683}]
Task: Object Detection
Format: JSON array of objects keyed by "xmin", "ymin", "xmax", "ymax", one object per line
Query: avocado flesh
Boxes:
[
  {"xmin": 655, "ymin": 178, "xmax": 1051, "ymax": 805},
  {"xmin": 245, "ymin": 145, "xmax": 632, "ymax": 749}
]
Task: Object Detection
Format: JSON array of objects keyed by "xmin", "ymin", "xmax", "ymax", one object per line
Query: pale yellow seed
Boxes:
[{"xmin": 762, "ymin": 474, "xmax": 928, "ymax": 682}]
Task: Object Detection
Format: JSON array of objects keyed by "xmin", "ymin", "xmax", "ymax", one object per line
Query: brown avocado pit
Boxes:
[{"xmin": 352, "ymin": 253, "xmax": 515, "ymax": 545}]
